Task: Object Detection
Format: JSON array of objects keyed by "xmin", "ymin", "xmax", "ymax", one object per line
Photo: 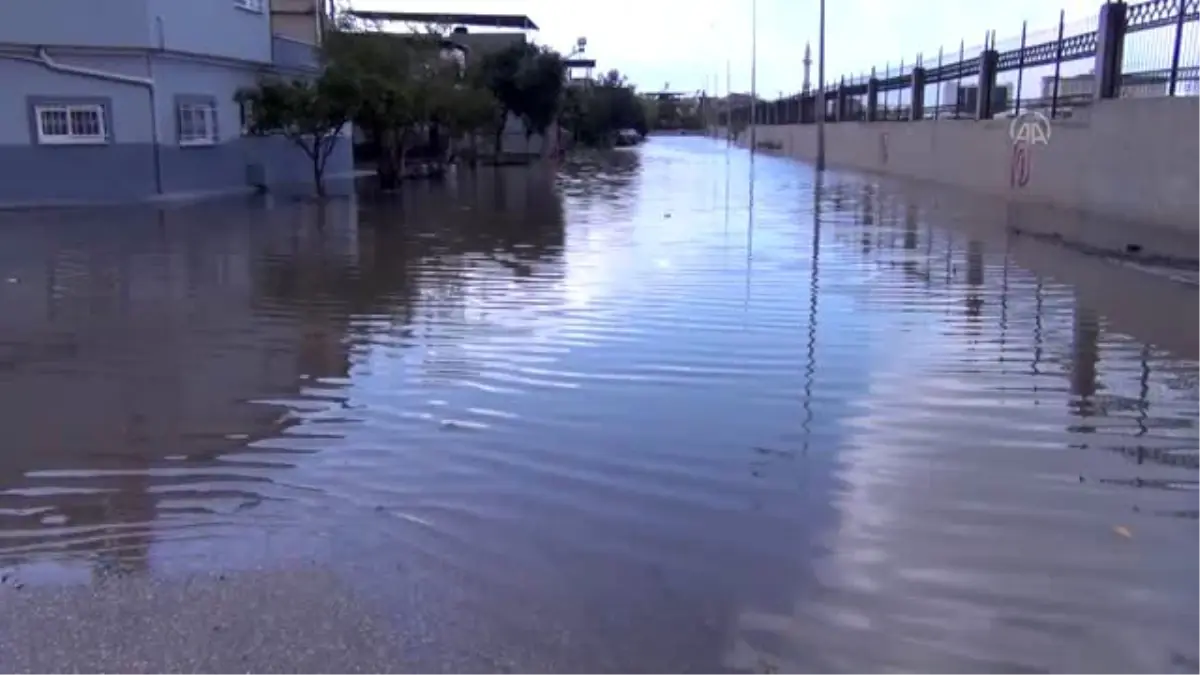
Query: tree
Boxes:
[
  {"xmin": 478, "ymin": 42, "xmax": 527, "ymax": 157},
  {"xmin": 430, "ymin": 69, "xmax": 499, "ymax": 166},
  {"xmin": 514, "ymin": 45, "xmax": 566, "ymax": 143},
  {"xmin": 323, "ymin": 30, "xmax": 444, "ymax": 188},
  {"xmin": 479, "ymin": 41, "xmax": 566, "ymax": 157},
  {"xmin": 560, "ymin": 70, "xmax": 649, "ymax": 148},
  {"xmin": 235, "ymin": 71, "xmax": 356, "ymax": 198}
]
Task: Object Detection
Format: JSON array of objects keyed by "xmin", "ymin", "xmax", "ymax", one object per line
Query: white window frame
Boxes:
[
  {"xmin": 34, "ymin": 104, "xmax": 108, "ymax": 145},
  {"xmin": 233, "ymin": 0, "xmax": 264, "ymax": 12},
  {"xmin": 177, "ymin": 101, "xmax": 219, "ymax": 147}
]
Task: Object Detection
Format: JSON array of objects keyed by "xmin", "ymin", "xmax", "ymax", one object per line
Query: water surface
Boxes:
[{"xmin": 0, "ymin": 138, "xmax": 1195, "ymax": 672}]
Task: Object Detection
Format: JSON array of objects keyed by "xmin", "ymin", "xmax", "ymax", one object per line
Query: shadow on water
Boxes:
[
  {"xmin": 0, "ymin": 169, "xmax": 567, "ymax": 581},
  {"xmin": 0, "ymin": 139, "xmax": 1195, "ymax": 672}
]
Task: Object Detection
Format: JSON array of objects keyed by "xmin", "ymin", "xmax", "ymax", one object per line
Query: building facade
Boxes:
[
  {"xmin": 1040, "ymin": 72, "xmax": 1179, "ymax": 102},
  {"xmin": 0, "ymin": 0, "xmax": 352, "ymax": 207}
]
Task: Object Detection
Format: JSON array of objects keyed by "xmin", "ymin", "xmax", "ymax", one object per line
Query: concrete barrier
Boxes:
[{"xmin": 731, "ymin": 98, "xmax": 1199, "ymax": 243}]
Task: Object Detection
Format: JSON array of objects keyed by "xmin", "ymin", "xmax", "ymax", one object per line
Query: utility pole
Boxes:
[
  {"xmin": 749, "ymin": 0, "xmax": 758, "ymax": 153},
  {"xmin": 726, "ymin": 58, "xmax": 732, "ymax": 145},
  {"xmin": 816, "ymin": 0, "xmax": 826, "ymax": 171}
]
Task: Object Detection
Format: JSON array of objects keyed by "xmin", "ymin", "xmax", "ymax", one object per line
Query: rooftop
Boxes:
[{"xmin": 346, "ymin": 11, "xmax": 539, "ymax": 31}]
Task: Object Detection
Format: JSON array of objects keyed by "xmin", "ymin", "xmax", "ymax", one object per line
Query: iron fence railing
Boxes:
[{"xmin": 722, "ymin": 0, "xmax": 1200, "ymax": 128}]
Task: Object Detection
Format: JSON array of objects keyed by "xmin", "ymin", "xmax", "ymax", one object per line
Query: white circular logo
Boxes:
[{"xmin": 1009, "ymin": 111, "xmax": 1052, "ymax": 146}]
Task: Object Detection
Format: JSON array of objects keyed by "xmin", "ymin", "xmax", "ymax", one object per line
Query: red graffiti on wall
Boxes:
[{"xmin": 1010, "ymin": 142, "xmax": 1032, "ymax": 188}]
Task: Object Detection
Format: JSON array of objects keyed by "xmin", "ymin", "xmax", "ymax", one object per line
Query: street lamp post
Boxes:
[
  {"xmin": 749, "ymin": 0, "xmax": 758, "ymax": 153},
  {"xmin": 816, "ymin": 0, "xmax": 826, "ymax": 171}
]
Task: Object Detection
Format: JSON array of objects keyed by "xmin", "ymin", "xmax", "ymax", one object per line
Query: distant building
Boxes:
[
  {"xmin": 1040, "ymin": 72, "xmax": 1169, "ymax": 101},
  {"xmin": 564, "ymin": 58, "xmax": 597, "ymax": 87},
  {"xmin": 1041, "ymin": 73, "xmax": 1098, "ymax": 101},
  {"xmin": 940, "ymin": 82, "xmax": 1011, "ymax": 116}
]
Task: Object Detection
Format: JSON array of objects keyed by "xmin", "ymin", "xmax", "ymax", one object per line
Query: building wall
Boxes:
[
  {"xmin": 0, "ymin": 0, "xmax": 152, "ymax": 49},
  {"xmin": 0, "ymin": 52, "xmax": 158, "ymax": 202},
  {"xmin": 0, "ymin": 49, "xmax": 352, "ymax": 206},
  {"xmin": 147, "ymin": 0, "xmax": 273, "ymax": 63},
  {"xmin": 270, "ymin": 0, "xmax": 323, "ymax": 46},
  {"xmin": 735, "ymin": 97, "xmax": 1199, "ymax": 247},
  {"xmin": 152, "ymin": 56, "xmax": 346, "ymax": 194}
]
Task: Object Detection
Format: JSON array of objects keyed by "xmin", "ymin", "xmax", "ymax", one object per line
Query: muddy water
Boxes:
[{"xmin": 0, "ymin": 137, "xmax": 1195, "ymax": 672}]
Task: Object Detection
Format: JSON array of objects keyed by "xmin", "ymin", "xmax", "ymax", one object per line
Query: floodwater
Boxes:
[{"xmin": 0, "ymin": 137, "xmax": 1196, "ymax": 673}]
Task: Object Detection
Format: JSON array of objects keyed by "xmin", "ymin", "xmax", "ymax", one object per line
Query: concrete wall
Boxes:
[
  {"xmin": 147, "ymin": 0, "xmax": 273, "ymax": 63},
  {"xmin": 0, "ymin": 0, "xmax": 152, "ymax": 49},
  {"xmin": 736, "ymin": 98, "xmax": 1199, "ymax": 239},
  {"xmin": 0, "ymin": 49, "xmax": 352, "ymax": 206}
]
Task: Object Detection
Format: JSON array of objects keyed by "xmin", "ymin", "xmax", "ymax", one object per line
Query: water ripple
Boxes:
[{"xmin": 0, "ymin": 138, "xmax": 1194, "ymax": 671}]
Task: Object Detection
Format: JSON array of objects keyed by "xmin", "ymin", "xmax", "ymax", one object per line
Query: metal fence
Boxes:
[{"xmin": 724, "ymin": 0, "xmax": 1200, "ymax": 127}]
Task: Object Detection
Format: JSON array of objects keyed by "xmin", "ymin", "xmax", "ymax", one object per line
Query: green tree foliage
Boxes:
[
  {"xmin": 321, "ymin": 30, "xmax": 450, "ymax": 188},
  {"xmin": 235, "ymin": 70, "xmax": 357, "ymax": 197},
  {"xmin": 515, "ymin": 45, "xmax": 566, "ymax": 141},
  {"xmin": 561, "ymin": 69, "xmax": 649, "ymax": 147},
  {"xmin": 479, "ymin": 42, "xmax": 566, "ymax": 155},
  {"xmin": 242, "ymin": 19, "xmax": 577, "ymax": 191},
  {"xmin": 430, "ymin": 65, "xmax": 499, "ymax": 165}
]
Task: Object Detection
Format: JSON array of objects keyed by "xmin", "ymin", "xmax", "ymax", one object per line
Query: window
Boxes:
[
  {"xmin": 177, "ymin": 100, "xmax": 219, "ymax": 146},
  {"xmin": 34, "ymin": 104, "xmax": 107, "ymax": 145},
  {"xmin": 233, "ymin": 0, "xmax": 264, "ymax": 12}
]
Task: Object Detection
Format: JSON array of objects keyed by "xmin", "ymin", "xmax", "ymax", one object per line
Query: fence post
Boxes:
[
  {"xmin": 836, "ymin": 76, "xmax": 848, "ymax": 121},
  {"xmin": 1093, "ymin": 2, "xmax": 1127, "ymax": 101},
  {"xmin": 1050, "ymin": 10, "xmax": 1066, "ymax": 118},
  {"xmin": 910, "ymin": 65, "xmax": 926, "ymax": 121},
  {"xmin": 935, "ymin": 47, "xmax": 943, "ymax": 120},
  {"xmin": 976, "ymin": 46, "xmax": 1000, "ymax": 119},
  {"xmin": 1169, "ymin": 0, "xmax": 1187, "ymax": 95},
  {"xmin": 867, "ymin": 68, "xmax": 880, "ymax": 122},
  {"xmin": 954, "ymin": 40, "xmax": 965, "ymax": 118},
  {"xmin": 883, "ymin": 61, "xmax": 891, "ymax": 119},
  {"xmin": 1015, "ymin": 20, "xmax": 1027, "ymax": 115}
]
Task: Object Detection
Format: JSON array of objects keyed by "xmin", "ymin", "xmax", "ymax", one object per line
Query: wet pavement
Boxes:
[{"xmin": 0, "ymin": 137, "xmax": 1196, "ymax": 673}]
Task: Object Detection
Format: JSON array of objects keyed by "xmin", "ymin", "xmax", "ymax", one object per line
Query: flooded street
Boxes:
[{"xmin": 0, "ymin": 137, "xmax": 1196, "ymax": 673}]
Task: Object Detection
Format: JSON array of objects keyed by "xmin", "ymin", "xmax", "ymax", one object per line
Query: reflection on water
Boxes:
[{"xmin": 0, "ymin": 140, "xmax": 1196, "ymax": 672}]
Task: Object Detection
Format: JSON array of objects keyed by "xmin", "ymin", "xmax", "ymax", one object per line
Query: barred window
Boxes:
[
  {"xmin": 178, "ymin": 101, "xmax": 219, "ymax": 146},
  {"xmin": 35, "ymin": 104, "xmax": 107, "ymax": 144}
]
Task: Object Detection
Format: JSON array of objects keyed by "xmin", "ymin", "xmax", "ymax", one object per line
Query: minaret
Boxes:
[{"xmin": 802, "ymin": 41, "xmax": 813, "ymax": 94}]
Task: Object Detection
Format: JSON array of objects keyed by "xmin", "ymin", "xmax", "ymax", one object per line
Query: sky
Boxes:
[{"xmin": 347, "ymin": 0, "xmax": 1103, "ymax": 95}]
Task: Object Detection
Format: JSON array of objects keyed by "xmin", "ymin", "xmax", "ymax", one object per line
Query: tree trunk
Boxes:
[
  {"xmin": 312, "ymin": 151, "xmax": 326, "ymax": 198},
  {"xmin": 376, "ymin": 129, "xmax": 399, "ymax": 191},
  {"xmin": 492, "ymin": 111, "xmax": 506, "ymax": 161}
]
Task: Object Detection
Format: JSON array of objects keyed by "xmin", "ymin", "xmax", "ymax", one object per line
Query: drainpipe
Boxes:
[{"xmin": 0, "ymin": 47, "xmax": 163, "ymax": 195}]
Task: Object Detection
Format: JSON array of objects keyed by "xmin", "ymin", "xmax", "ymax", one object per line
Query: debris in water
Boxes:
[{"xmin": 1113, "ymin": 525, "xmax": 1133, "ymax": 539}]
